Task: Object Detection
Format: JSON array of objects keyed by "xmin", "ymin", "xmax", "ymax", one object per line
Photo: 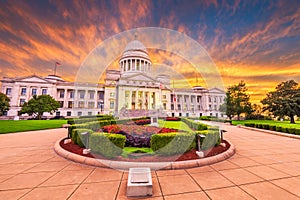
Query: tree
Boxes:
[
  {"xmin": 220, "ymin": 91, "xmax": 235, "ymax": 120},
  {"xmin": 220, "ymin": 80, "xmax": 252, "ymax": 120},
  {"xmin": 261, "ymin": 80, "xmax": 300, "ymax": 124},
  {"xmin": 20, "ymin": 95, "xmax": 60, "ymax": 119},
  {"xmin": 0, "ymin": 92, "xmax": 10, "ymax": 116}
]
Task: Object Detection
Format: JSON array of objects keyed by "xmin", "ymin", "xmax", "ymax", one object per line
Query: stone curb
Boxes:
[
  {"xmin": 54, "ymin": 138, "xmax": 235, "ymax": 170},
  {"xmin": 239, "ymin": 126, "xmax": 300, "ymax": 139}
]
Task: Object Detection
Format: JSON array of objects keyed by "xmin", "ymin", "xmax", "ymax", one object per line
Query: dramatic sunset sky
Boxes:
[{"xmin": 0, "ymin": 0, "xmax": 299, "ymax": 103}]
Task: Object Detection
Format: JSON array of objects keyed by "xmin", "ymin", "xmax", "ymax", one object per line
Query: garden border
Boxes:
[
  {"xmin": 239, "ymin": 125, "xmax": 300, "ymax": 139},
  {"xmin": 54, "ymin": 137, "xmax": 235, "ymax": 170}
]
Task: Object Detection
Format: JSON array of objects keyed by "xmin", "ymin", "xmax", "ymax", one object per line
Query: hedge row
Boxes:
[
  {"xmin": 244, "ymin": 123, "xmax": 300, "ymax": 135},
  {"xmin": 67, "ymin": 115, "xmax": 114, "ymax": 125},
  {"xmin": 151, "ymin": 132, "xmax": 196, "ymax": 155},
  {"xmin": 72, "ymin": 128, "xmax": 126, "ymax": 158},
  {"xmin": 196, "ymin": 130, "xmax": 221, "ymax": 150},
  {"xmin": 181, "ymin": 118, "xmax": 208, "ymax": 131}
]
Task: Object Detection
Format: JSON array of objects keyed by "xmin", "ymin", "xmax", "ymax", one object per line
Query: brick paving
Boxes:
[{"xmin": 0, "ymin": 125, "xmax": 300, "ymax": 199}]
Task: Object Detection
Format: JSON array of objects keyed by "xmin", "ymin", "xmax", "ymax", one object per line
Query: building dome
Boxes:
[
  {"xmin": 119, "ymin": 40, "xmax": 152, "ymax": 76},
  {"xmin": 124, "ymin": 40, "xmax": 148, "ymax": 54}
]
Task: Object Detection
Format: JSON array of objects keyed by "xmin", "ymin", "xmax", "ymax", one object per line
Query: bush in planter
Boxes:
[
  {"xmin": 150, "ymin": 132, "xmax": 196, "ymax": 155},
  {"xmin": 68, "ymin": 123, "xmax": 88, "ymax": 138},
  {"xmin": 89, "ymin": 132, "xmax": 126, "ymax": 158},
  {"xmin": 295, "ymin": 128, "xmax": 300, "ymax": 135},
  {"xmin": 281, "ymin": 127, "xmax": 288, "ymax": 133},
  {"xmin": 71, "ymin": 128, "xmax": 93, "ymax": 147},
  {"xmin": 196, "ymin": 129, "xmax": 221, "ymax": 150}
]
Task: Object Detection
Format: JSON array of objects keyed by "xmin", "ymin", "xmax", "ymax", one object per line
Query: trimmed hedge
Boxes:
[
  {"xmin": 89, "ymin": 132, "xmax": 126, "ymax": 158},
  {"xmin": 71, "ymin": 128, "xmax": 93, "ymax": 148},
  {"xmin": 150, "ymin": 132, "xmax": 196, "ymax": 155},
  {"xmin": 181, "ymin": 118, "xmax": 208, "ymax": 131},
  {"xmin": 243, "ymin": 122, "xmax": 300, "ymax": 136},
  {"xmin": 196, "ymin": 129, "xmax": 221, "ymax": 150}
]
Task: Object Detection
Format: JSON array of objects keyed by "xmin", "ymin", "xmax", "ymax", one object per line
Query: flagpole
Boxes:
[{"xmin": 54, "ymin": 62, "xmax": 57, "ymax": 76}]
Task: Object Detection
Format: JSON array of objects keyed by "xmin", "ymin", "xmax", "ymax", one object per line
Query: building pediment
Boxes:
[
  {"xmin": 15, "ymin": 75, "xmax": 51, "ymax": 83},
  {"xmin": 208, "ymin": 87, "xmax": 225, "ymax": 94},
  {"xmin": 121, "ymin": 73, "xmax": 156, "ymax": 82}
]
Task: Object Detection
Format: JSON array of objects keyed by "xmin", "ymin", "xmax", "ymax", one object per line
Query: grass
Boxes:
[
  {"xmin": 232, "ymin": 120, "xmax": 300, "ymax": 128},
  {"xmin": 121, "ymin": 147, "xmax": 154, "ymax": 158},
  {"xmin": 0, "ymin": 120, "xmax": 67, "ymax": 134},
  {"xmin": 158, "ymin": 120, "xmax": 193, "ymax": 132}
]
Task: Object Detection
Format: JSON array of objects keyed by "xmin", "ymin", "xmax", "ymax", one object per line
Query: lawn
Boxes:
[
  {"xmin": 0, "ymin": 120, "xmax": 67, "ymax": 134},
  {"xmin": 232, "ymin": 120, "xmax": 300, "ymax": 128},
  {"xmin": 158, "ymin": 120, "xmax": 193, "ymax": 132}
]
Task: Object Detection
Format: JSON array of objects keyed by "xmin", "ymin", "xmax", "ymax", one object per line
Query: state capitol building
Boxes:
[{"xmin": 1, "ymin": 40, "xmax": 226, "ymax": 119}]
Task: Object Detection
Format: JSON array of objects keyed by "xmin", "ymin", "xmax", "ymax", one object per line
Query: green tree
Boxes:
[
  {"xmin": 0, "ymin": 92, "xmax": 10, "ymax": 116},
  {"xmin": 221, "ymin": 80, "xmax": 252, "ymax": 120},
  {"xmin": 220, "ymin": 91, "xmax": 235, "ymax": 120},
  {"xmin": 20, "ymin": 95, "xmax": 60, "ymax": 119},
  {"xmin": 261, "ymin": 80, "xmax": 300, "ymax": 124}
]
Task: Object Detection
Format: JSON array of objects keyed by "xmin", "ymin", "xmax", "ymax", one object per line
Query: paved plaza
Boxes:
[{"xmin": 0, "ymin": 125, "xmax": 300, "ymax": 199}]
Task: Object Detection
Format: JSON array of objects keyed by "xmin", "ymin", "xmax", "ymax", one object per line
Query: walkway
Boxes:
[{"xmin": 0, "ymin": 125, "xmax": 299, "ymax": 200}]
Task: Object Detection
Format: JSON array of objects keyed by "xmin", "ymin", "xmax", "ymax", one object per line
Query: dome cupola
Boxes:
[{"xmin": 119, "ymin": 40, "xmax": 152, "ymax": 76}]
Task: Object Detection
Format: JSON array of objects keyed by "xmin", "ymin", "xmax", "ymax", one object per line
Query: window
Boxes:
[
  {"xmin": 79, "ymin": 91, "xmax": 85, "ymax": 99},
  {"xmin": 98, "ymin": 91, "xmax": 104, "ymax": 100},
  {"xmin": 88, "ymin": 102, "xmax": 95, "ymax": 108},
  {"xmin": 171, "ymin": 104, "xmax": 174, "ymax": 110},
  {"xmin": 59, "ymin": 90, "xmax": 64, "ymax": 98},
  {"xmin": 209, "ymin": 104, "xmax": 212, "ymax": 110},
  {"xmin": 21, "ymin": 88, "xmax": 26, "ymax": 96},
  {"xmin": 19, "ymin": 99, "xmax": 26, "ymax": 106},
  {"xmin": 97, "ymin": 101, "xmax": 104, "ymax": 108},
  {"xmin": 59, "ymin": 101, "xmax": 64, "ymax": 108},
  {"xmin": 214, "ymin": 97, "xmax": 217, "ymax": 103},
  {"xmin": 163, "ymin": 95, "xmax": 167, "ymax": 99},
  {"xmin": 31, "ymin": 88, "xmax": 37, "ymax": 96},
  {"xmin": 125, "ymin": 91, "xmax": 130, "ymax": 98},
  {"xmin": 208, "ymin": 97, "xmax": 212, "ymax": 102},
  {"xmin": 42, "ymin": 88, "xmax": 47, "ymax": 95},
  {"xmin": 110, "ymin": 92, "xmax": 115, "ymax": 97},
  {"xmin": 110, "ymin": 101, "xmax": 114, "ymax": 109},
  {"xmin": 56, "ymin": 111, "xmax": 60, "ymax": 116},
  {"xmin": 89, "ymin": 92, "xmax": 95, "ymax": 99},
  {"xmin": 197, "ymin": 96, "xmax": 201, "ymax": 103},
  {"xmin": 68, "ymin": 101, "xmax": 74, "ymax": 108},
  {"xmin": 78, "ymin": 111, "xmax": 82, "ymax": 116},
  {"xmin": 214, "ymin": 105, "xmax": 217, "ymax": 110},
  {"xmin": 163, "ymin": 103, "xmax": 166, "ymax": 110},
  {"xmin": 67, "ymin": 111, "xmax": 72, "ymax": 116},
  {"xmin": 6, "ymin": 88, "xmax": 12, "ymax": 96},
  {"xmin": 177, "ymin": 104, "xmax": 181, "ymax": 110},
  {"xmin": 78, "ymin": 101, "xmax": 84, "ymax": 108},
  {"xmin": 88, "ymin": 112, "xmax": 92, "ymax": 116},
  {"xmin": 69, "ymin": 91, "xmax": 74, "ymax": 98}
]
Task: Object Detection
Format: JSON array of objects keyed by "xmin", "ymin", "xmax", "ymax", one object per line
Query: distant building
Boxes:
[{"xmin": 0, "ymin": 40, "xmax": 226, "ymax": 118}]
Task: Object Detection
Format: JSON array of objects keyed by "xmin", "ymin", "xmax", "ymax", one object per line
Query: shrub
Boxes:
[
  {"xmin": 281, "ymin": 127, "xmax": 288, "ymax": 133},
  {"xmin": 71, "ymin": 128, "xmax": 93, "ymax": 148},
  {"xmin": 257, "ymin": 124, "xmax": 263, "ymax": 129},
  {"xmin": 245, "ymin": 123, "xmax": 255, "ymax": 127},
  {"xmin": 181, "ymin": 118, "xmax": 208, "ymax": 131},
  {"xmin": 150, "ymin": 132, "xmax": 196, "ymax": 155},
  {"xmin": 295, "ymin": 128, "xmax": 300, "ymax": 135},
  {"xmin": 196, "ymin": 129, "xmax": 221, "ymax": 150},
  {"xmin": 89, "ymin": 132, "xmax": 126, "ymax": 158},
  {"xmin": 68, "ymin": 123, "xmax": 88, "ymax": 138},
  {"xmin": 287, "ymin": 128, "xmax": 295, "ymax": 134},
  {"xmin": 262, "ymin": 124, "xmax": 270, "ymax": 130},
  {"xmin": 269, "ymin": 125, "xmax": 276, "ymax": 131},
  {"xmin": 276, "ymin": 126, "xmax": 282, "ymax": 132}
]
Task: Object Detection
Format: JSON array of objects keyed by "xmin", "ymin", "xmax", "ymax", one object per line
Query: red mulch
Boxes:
[{"xmin": 60, "ymin": 140, "xmax": 230, "ymax": 162}]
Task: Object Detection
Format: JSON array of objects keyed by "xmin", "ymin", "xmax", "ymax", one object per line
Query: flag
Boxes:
[
  {"xmin": 56, "ymin": 62, "xmax": 61, "ymax": 66},
  {"xmin": 159, "ymin": 83, "xmax": 164, "ymax": 89}
]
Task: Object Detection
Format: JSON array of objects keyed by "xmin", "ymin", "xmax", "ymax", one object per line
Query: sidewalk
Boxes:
[{"xmin": 0, "ymin": 125, "xmax": 299, "ymax": 200}]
